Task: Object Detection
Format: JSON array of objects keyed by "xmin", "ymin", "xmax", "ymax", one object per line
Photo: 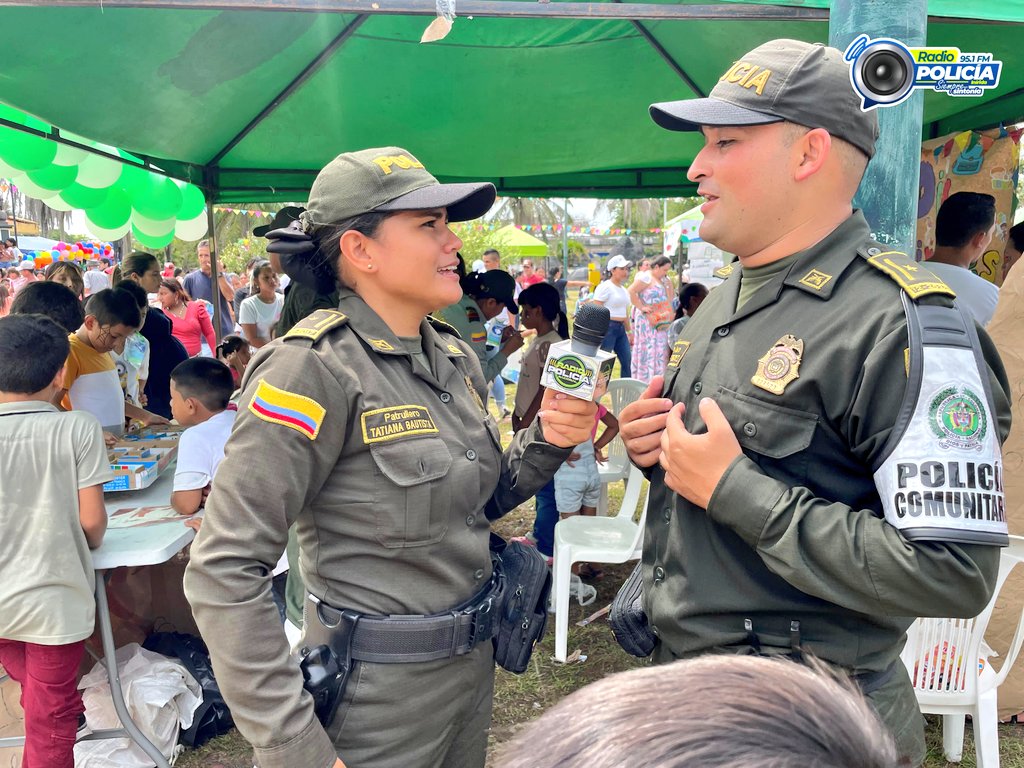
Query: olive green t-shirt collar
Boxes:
[{"xmin": 731, "ymin": 210, "xmax": 872, "ymax": 310}]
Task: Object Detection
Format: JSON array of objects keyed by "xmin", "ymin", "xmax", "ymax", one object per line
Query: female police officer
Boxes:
[{"xmin": 184, "ymin": 148, "xmax": 596, "ymax": 768}]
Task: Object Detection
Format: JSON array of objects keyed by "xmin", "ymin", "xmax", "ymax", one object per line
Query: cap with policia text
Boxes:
[
  {"xmin": 300, "ymin": 147, "xmax": 496, "ymax": 231},
  {"xmin": 650, "ymin": 39, "xmax": 880, "ymax": 159}
]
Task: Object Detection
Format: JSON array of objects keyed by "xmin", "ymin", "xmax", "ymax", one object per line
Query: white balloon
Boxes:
[
  {"xmin": 174, "ymin": 211, "xmax": 209, "ymax": 241},
  {"xmin": 131, "ymin": 209, "xmax": 176, "ymax": 237},
  {"xmin": 9, "ymin": 174, "xmax": 52, "ymax": 201},
  {"xmin": 84, "ymin": 215, "xmax": 131, "ymax": 242},
  {"xmin": 43, "ymin": 194, "xmax": 75, "ymax": 212},
  {"xmin": 0, "ymin": 156, "xmax": 19, "ymax": 178},
  {"xmin": 76, "ymin": 151, "xmax": 122, "ymax": 189},
  {"xmin": 52, "ymin": 143, "xmax": 89, "ymax": 166}
]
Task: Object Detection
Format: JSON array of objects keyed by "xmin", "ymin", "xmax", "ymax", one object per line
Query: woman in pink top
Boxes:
[{"xmin": 157, "ymin": 278, "xmax": 216, "ymax": 356}]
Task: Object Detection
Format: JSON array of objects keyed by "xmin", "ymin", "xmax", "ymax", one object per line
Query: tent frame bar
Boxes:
[
  {"xmin": 2, "ymin": 0, "xmax": 1014, "ymax": 23},
  {"xmin": 0, "ymin": 1, "xmax": 830, "ymax": 21}
]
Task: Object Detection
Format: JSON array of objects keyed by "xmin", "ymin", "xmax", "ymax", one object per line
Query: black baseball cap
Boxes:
[
  {"xmin": 650, "ymin": 39, "xmax": 879, "ymax": 159},
  {"xmin": 462, "ymin": 270, "xmax": 518, "ymax": 315},
  {"xmin": 254, "ymin": 206, "xmax": 305, "ymax": 238}
]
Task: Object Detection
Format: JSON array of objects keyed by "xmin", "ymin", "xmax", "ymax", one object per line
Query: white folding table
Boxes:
[{"xmin": 0, "ymin": 468, "xmax": 195, "ymax": 767}]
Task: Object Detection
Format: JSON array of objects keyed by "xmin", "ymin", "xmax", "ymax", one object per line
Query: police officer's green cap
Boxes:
[
  {"xmin": 254, "ymin": 206, "xmax": 304, "ymax": 238},
  {"xmin": 301, "ymin": 147, "xmax": 496, "ymax": 229},
  {"xmin": 649, "ymin": 39, "xmax": 880, "ymax": 159}
]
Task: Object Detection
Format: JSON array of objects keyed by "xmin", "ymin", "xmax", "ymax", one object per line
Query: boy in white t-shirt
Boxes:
[
  {"xmin": 169, "ymin": 357, "xmax": 237, "ymax": 518},
  {"xmin": 0, "ymin": 314, "xmax": 111, "ymax": 768}
]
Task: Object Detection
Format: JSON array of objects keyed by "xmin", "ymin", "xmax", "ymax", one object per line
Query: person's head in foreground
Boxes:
[
  {"xmin": 282, "ymin": 146, "xmax": 495, "ymax": 331},
  {"xmin": 9, "ymin": 280, "xmax": 85, "ymax": 333},
  {"xmin": 494, "ymin": 655, "xmax": 897, "ymax": 768},
  {"xmin": 0, "ymin": 313, "xmax": 70, "ymax": 398},
  {"xmin": 650, "ymin": 39, "xmax": 879, "ymax": 265},
  {"xmin": 169, "ymin": 356, "xmax": 235, "ymax": 427}
]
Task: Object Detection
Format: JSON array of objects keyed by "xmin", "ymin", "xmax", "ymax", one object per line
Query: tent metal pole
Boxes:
[
  {"xmin": 1, "ymin": 0, "xmax": 830, "ymax": 21},
  {"xmin": 627, "ymin": 18, "xmax": 706, "ymax": 98},
  {"xmin": 562, "ymin": 198, "xmax": 569, "ymax": 278},
  {"xmin": 203, "ymin": 172, "xmax": 225, "ymax": 344},
  {"xmin": 829, "ymin": 0, "xmax": 927, "ymax": 255}
]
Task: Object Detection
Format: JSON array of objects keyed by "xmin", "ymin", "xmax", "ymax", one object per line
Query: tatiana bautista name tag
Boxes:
[{"xmin": 361, "ymin": 405, "xmax": 439, "ymax": 444}]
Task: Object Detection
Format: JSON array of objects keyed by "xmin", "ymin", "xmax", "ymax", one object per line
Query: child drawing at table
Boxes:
[
  {"xmin": 0, "ymin": 314, "xmax": 112, "ymax": 768},
  {"xmin": 169, "ymin": 357, "xmax": 237, "ymax": 521}
]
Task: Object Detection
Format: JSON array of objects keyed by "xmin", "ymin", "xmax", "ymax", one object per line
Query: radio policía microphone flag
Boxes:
[{"xmin": 541, "ymin": 303, "xmax": 617, "ymax": 401}]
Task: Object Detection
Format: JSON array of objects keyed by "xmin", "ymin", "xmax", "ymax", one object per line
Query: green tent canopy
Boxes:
[{"xmin": 1, "ymin": 0, "xmax": 1022, "ymax": 202}]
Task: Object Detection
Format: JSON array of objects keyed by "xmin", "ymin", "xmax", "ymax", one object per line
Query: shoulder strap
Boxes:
[
  {"xmin": 282, "ymin": 309, "xmax": 349, "ymax": 343},
  {"xmin": 427, "ymin": 315, "xmax": 460, "ymax": 339},
  {"xmin": 861, "ymin": 251, "xmax": 956, "ymax": 300}
]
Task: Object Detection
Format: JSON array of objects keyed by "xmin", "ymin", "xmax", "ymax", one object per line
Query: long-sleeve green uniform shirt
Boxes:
[
  {"xmin": 646, "ymin": 211, "xmax": 1011, "ymax": 675},
  {"xmin": 184, "ymin": 289, "xmax": 569, "ymax": 768}
]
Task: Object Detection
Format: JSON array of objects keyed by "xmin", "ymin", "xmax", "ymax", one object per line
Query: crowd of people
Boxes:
[{"xmin": 5, "ymin": 34, "xmax": 1024, "ymax": 768}]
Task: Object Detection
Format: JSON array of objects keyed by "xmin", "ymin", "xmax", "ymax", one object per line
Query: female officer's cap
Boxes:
[
  {"xmin": 301, "ymin": 147, "xmax": 496, "ymax": 230},
  {"xmin": 649, "ymin": 39, "xmax": 879, "ymax": 159}
]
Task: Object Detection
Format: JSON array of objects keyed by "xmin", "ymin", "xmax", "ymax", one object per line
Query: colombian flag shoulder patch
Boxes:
[{"xmin": 249, "ymin": 379, "xmax": 326, "ymax": 440}]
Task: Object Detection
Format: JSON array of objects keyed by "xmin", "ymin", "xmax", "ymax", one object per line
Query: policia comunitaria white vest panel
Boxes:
[{"xmin": 873, "ymin": 294, "xmax": 1007, "ymax": 546}]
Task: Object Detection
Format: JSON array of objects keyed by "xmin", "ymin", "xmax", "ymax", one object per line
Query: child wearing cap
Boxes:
[{"xmin": 0, "ymin": 314, "xmax": 112, "ymax": 768}]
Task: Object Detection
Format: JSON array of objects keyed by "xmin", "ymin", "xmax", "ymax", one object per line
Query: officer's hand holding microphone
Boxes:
[{"xmin": 619, "ymin": 376, "xmax": 742, "ymax": 509}]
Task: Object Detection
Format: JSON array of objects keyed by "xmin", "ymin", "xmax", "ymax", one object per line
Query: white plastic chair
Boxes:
[
  {"xmin": 551, "ymin": 467, "xmax": 648, "ymax": 662},
  {"xmin": 597, "ymin": 377, "xmax": 647, "ymax": 516},
  {"xmin": 899, "ymin": 535, "xmax": 1024, "ymax": 766}
]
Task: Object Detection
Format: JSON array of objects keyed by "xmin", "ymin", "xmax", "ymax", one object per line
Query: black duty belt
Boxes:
[{"xmin": 306, "ymin": 577, "xmax": 500, "ymax": 664}]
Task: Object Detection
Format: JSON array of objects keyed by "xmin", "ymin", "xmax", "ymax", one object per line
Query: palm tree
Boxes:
[{"xmin": 491, "ymin": 197, "xmax": 567, "ymax": 228}]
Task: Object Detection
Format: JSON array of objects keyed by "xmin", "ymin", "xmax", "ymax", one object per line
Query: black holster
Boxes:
[{"xmin": 298, "ymin": 600, "xmax": 360, "ymax": 727}]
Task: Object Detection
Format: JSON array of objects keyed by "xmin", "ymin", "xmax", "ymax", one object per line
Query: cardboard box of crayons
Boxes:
[{"xmin": 103, "ymin": 426, "xmax": 185, "ymax": 492}]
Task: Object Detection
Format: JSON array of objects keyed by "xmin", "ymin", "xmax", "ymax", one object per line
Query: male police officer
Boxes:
[{"xmin": 619, "ymin": 39, "xmax": 1011, "ymax": 765}]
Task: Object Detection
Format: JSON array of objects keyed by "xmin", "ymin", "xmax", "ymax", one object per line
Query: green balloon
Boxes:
[
  {"xmin": 27, "ymin": 163, "xmax": 78, "ymax": 192},
  {"xmin": 132, "ymin": 176, "xmax": 183, "ymax": 220},
  {"xmin": 118, "ymin": 165, "xmax": 150, "ymax": 197},
  {"xmin": 0, "ymin": 130, "xmax": 58, "ymax": 171},
  {"xmin": 86, "ymin": 188, "xmax": 131, "ymax": 229},
  {"xmin": 132, "ymin": 224, "xmax": 174, "ymax": 249},
  {"xmin": 60, "ymin": 183, "xmax": 110, "ymax": 211},
  {"xmin": 177, "ymin": 182, "xmax": 207, "ymax": 220}
]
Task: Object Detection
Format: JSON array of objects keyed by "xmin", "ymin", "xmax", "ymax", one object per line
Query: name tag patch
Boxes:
[{"xmin": 361, "ymin": 405, "xmax": 439, "ymax": 444}]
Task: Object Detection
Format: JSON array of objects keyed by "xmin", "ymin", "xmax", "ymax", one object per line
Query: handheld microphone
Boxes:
[{"xmin": 541, "ymin": 303, "xmax": 617, "ymax": 401}]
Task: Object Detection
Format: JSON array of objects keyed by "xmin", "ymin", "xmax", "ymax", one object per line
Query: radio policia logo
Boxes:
[
  {"xmin": 930, "ymin": 385, "xmax": 988, "ymax": 452},
  {"xmin": 546, "ymin": 354, "xmax": 593, "ymax": 390},
  {"xmin": 844, "ymin": 35, "xmax": 1002, "ymax": 110}
]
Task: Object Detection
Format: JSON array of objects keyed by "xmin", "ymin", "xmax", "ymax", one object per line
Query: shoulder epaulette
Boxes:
[
  {"xmin": 714, "ymin": 263, "xmax": 735, "ymax": 279},
  {"xmin": 427, "ymin": 315, "xmax": 461, "ymax": 339},
  {"xmin": 282, "ymin": 309, "xmax": 349, "ymax": 342},
  {"xmin": 861, "ymin": 250, "xmax": 956, "ymax": 300}
]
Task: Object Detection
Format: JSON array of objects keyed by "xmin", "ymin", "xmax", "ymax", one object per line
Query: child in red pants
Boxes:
[{"xmin": 0, "ymin": 314, "xmax": 111, "ymax": 767}]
